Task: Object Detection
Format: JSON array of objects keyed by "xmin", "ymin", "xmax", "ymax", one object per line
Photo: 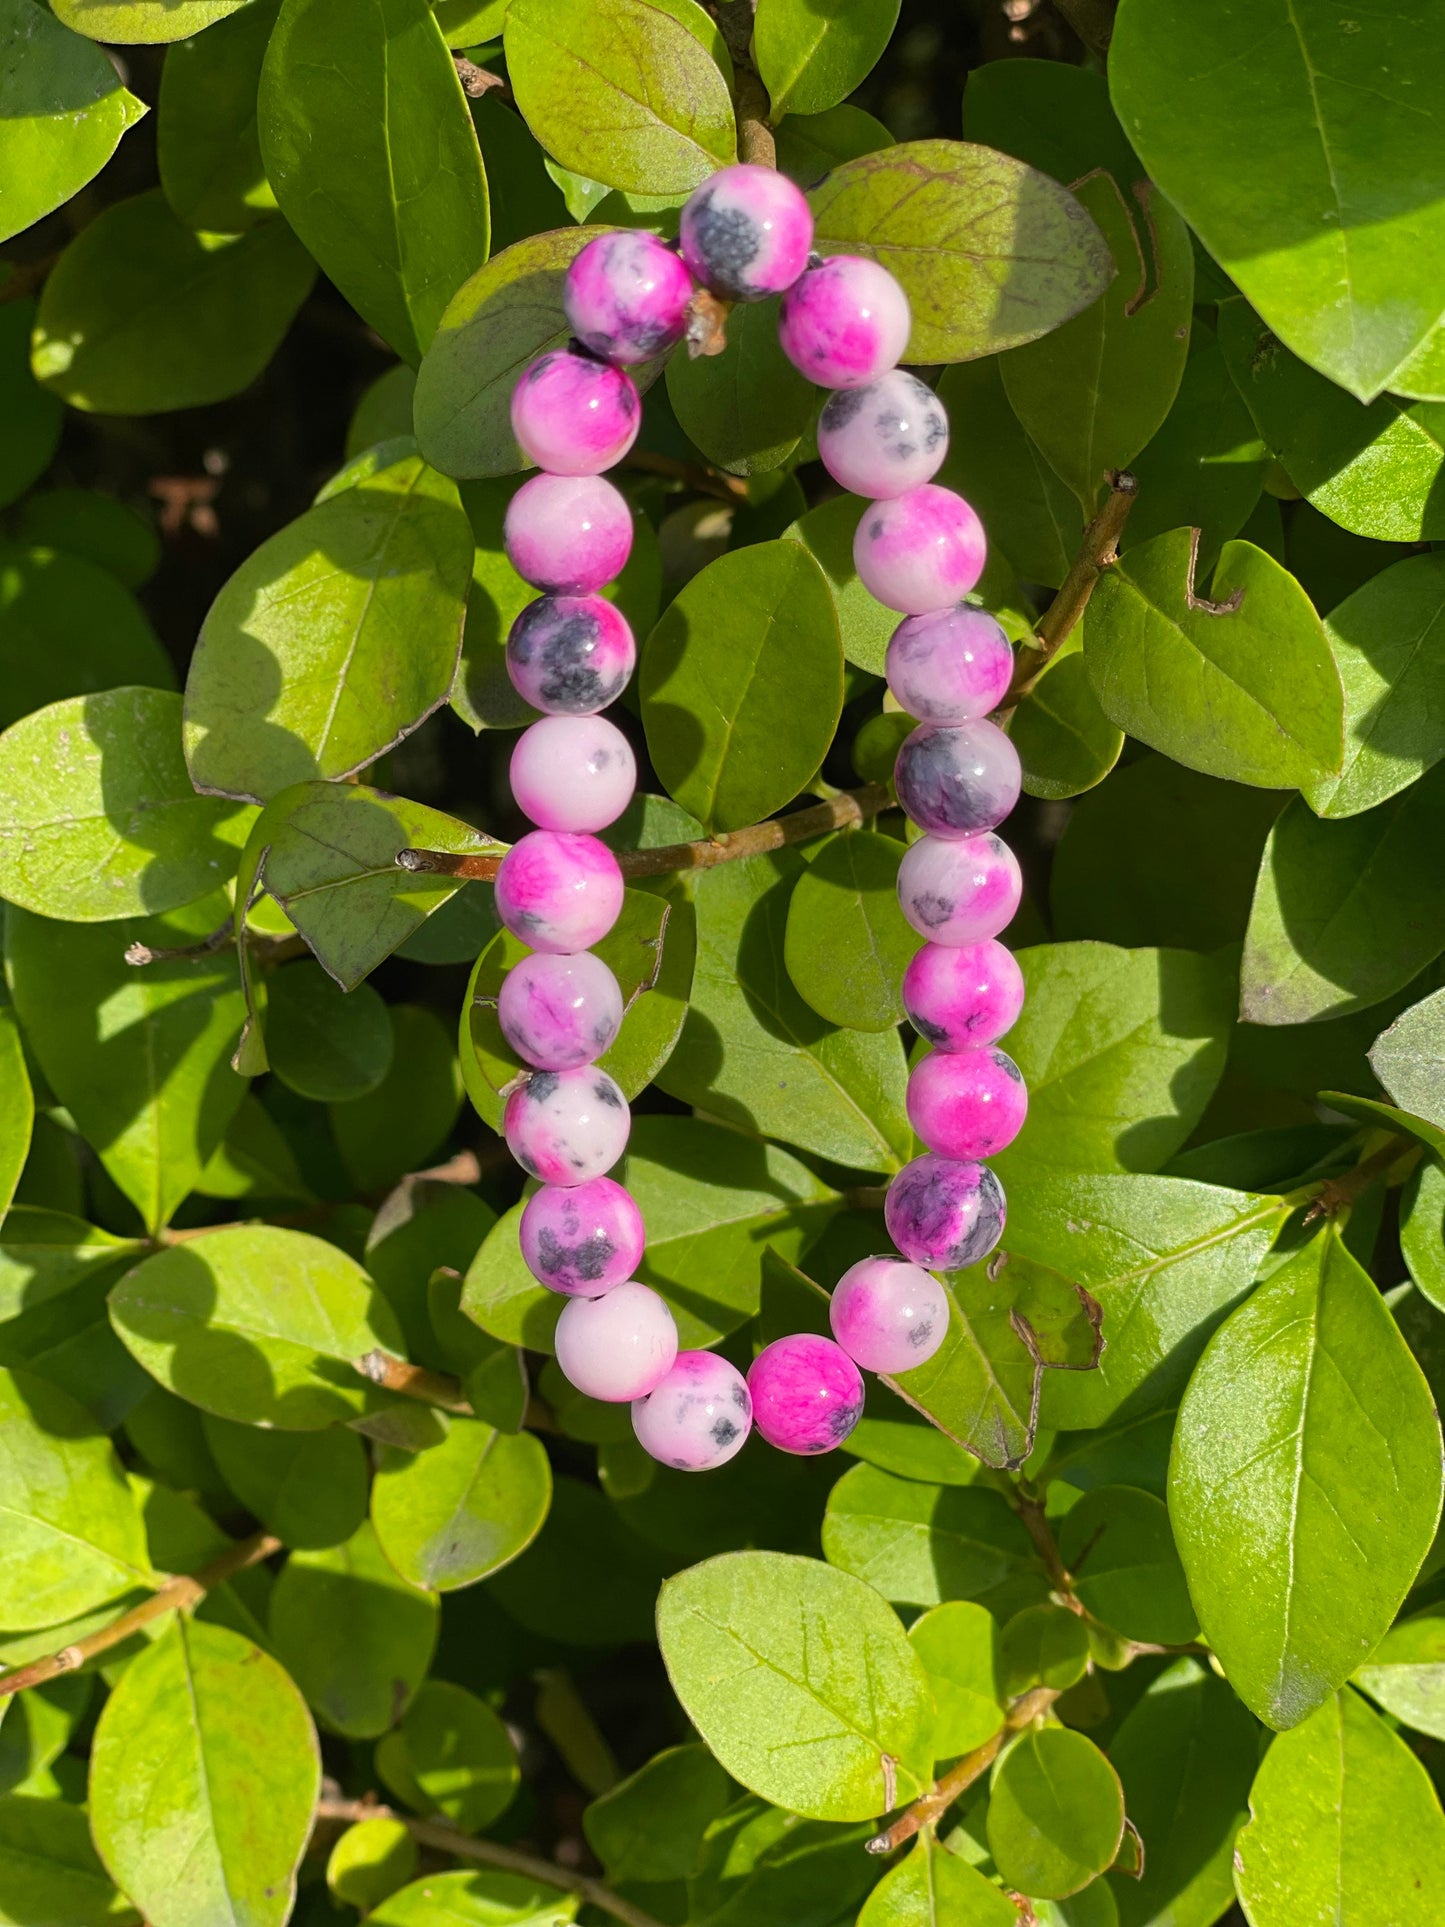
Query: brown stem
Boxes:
[
  {"xmin": 454, "ymin": 55, "xmax": 507, "ymax": 99},
  {"xmin": 867, "ymin": 1686, "xmax": 1060, "ymax": 1854},
  {"xmin": 1304, "ymin": 1133, "xmax": 1419, "ymax": 1222},
  {"xmin": 354, "ymin": 1349, "xmax": 471, "ymax": 1413},
  {"xmin": 621, "ymin": 448, "xmax": 748, "ymax": 500},
  {"xmin": 1003, "ymin": 471, "xmax": 1138, "ymax": 709},
  {"xmin": 0, "ymin": 1530, "xmax": 281, "ymax": 1700},
  {"xmin": 710, "ymin": 0, "xmax": 775, "ymax": 167}
]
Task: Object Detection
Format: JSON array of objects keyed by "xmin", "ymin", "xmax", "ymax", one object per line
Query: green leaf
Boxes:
[
  {"xmin": 108, "ymin": 1224, "xmax": 407, "ymax": 1430},
  {"xmin": 11, "ymin": 489, "xmax": 160, "ymax": 589},
  {"xmin": 371, "ymin": 1870, "xmax": 578, "ymax": 1926},
  {"xmin": 809, "ymin": 140, "xmax": 1113, "ymax": 365},
  {"xmin": 376, "ymin": 1679, "xmax": 521, "ymax": 1833},
  {"xmin": 89, "ymin": 1618, "xmax": 319, "ymax": 1927},
  {"xmin": 1234, "ymin": 1688, "xmax": 1445, "ymax": 1924},
  {"xmin": 987, "ymin": 1726, "xmax": 1124, "ymax": 1900},
  {"xmin": 505, "ymin": 0, "xmax": 735, "ymax": 195},
  {"xmin": 1008, "ymin": 645, "xmax": 1124, "ymax": 804},
  {"xmin": 32, "ymin": 191, "xmax": 315, "ymax": 414},
  {"xmin": 784, "ymin": 831, "xmax": 914, "ymax": 1033},
  {"xmin": 906, "ymin": 1602, "xmax": 1003, "ymax": 1759},
  {"xmin": 328, "ymin": 1818, "xmax": 417, "ymax": 1915},
  {"xmin": 330, "ymin": 1003, "xmax": 464, "ymax": 1193},
  {"xmin": 583, "ymin": 1742, "xmax": 730, "ymax": 1883},
  {"xmin": 0, "ymin": 546, "xmax": 174, "ymax": 730},
  {"xmin": 0, "ymin": 1208, "xmax": 140, "ymax": 1323},
  {"xmin": 1082, "ymin": 530, "xmax": 1344, "ymax": 788},
  {"xmin": 998, "ymin": 1604, "xmax": 1090, "ymax": 1698},
  {"xmin": 371, "ymin": 1414, "xmax": 551, "ymax": 1589},
  {"xmin": 782, "ymin": 497, "xmax": 897, "ymax": 676},
  {"xmin": 157, "ymin": 2, "xmax": 278, "ymax": 232},
  {"xmin": 472, "ymin": 92, "xmax": 571, "ymax": 254},
  {"xmin": 489, "ymin": 1476, "xmax": 666, "ymax": 1646},
  {"xmin": 961, "ymin": 53, "xmax": 1141, "ymax": 190},
  {"xmin": 666, "ymin": 297, "xmax": 817, "ymax": 477},
  {"xmin": 201, "ymin": 1416, "xmax": 369, "ymax": 1550},
  {"xmin": 51, "ymin": 0, "xmax": 249, "ymax": 42},
  {"xmin": 0, "ymin": 1794, "xmax": 136, "ymax": 1927},
  {"xmin": 1124, "ymin": 327, "xmax": 1269, "ymax": 563},
  {"xmin": 264, "ymin": 962, "xmax": 393, "ymax": 1102},
  {"xmin": 183, "ymin": 453, "xmax": 473, "ymax": 803},
  {"xmin": 857, "ymin": 1833, "xmax": 1016, "ymax": 1927},
  {"xmin": 657, "ymin": 1550, "xmax": 935, "ymax": 1822},
  {"xmin": 822, "ymin": 1463, "xmax": 1040, "ymax": 1613},
  {"xmin": 755, "ymin": 0, "xmax": 899, "ymax": 119},
  {"xmin": 1354, "ymin": 1607, "xmax": 1445, "ymax": 1740},
  {"xmin": 687, "ymin": 1797, "xmax": 880, "ymax": 1927},
  {"xmin": 0, "ymin": 302, "xmax": 62, "ymax": 510},
  {"xmin": 1372, "ymin": 986, "xmax": 1445, "ymax": 1130},
  {"xmin": 1055, "ymin": 1485, "xmax": 1197, "ymax": 1646},
  {"xmin": 1402, "ymin": 1158, "xmax": 1445, "ymax": 1314},
  {"xmin": 260, "ymin": 0, "xmax": 489, "ymax": 364},
  {"xmin": 1170, "ymin": 1230, "xmax": 1444, "ymax": 1728},
  {"xmin": 935, "ymin": 359, "xmax": 1082, "ymax": 591},
  {"xmin": 0, "ymin": 1007, "xmax": 31, "ymax": 1229},
  {"xmin": 774, "ymin": 102, "xmax": 893, "ymax": 183},
  {"xmin": 0, "ymin": 0, "xmax": 147, "ymax": 245}
]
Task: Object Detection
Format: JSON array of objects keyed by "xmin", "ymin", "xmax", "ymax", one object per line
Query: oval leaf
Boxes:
[
  {"xmin": 371, "ymin": 1415, "xmax": 551, "ymax": 1589},
  {"xmin": 986, "ymin": 1725, "xmax": 1125, "ymax": 1900}
]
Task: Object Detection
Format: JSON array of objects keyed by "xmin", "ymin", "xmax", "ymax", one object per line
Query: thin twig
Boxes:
[
  {"xmin": 354, "ymin": 1349, "xmax": 471, "ymax": 1413},
  {"xmin": 867, "ymin": 1686, "xmax": 1060, "ymax": 1854},
  {"xmin": 1002, "ymin": 471, "xmax": 1138, "ymax": 709},
  {"xmin": 1303, "ymin": 1133, "xmax": 1418, "ymax": 1222},
  {"xmin": 709, "ymin": 0, "xmax": 775, "ymax": 168},
  {"xmin": 622, "ymin": 448, "xmax": 747, "ymax": 499}
]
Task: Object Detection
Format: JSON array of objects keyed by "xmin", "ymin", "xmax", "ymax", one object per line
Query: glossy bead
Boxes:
[
  {"xmin": 902, "ymin": 940, "xmax": 1025, "ymax": 1051},
  {"xmin": 503, "ymin": 1065, "xmax": 630, "ymax": 1185},
  {"xmin": 497, "ymin": 951, "xmax": 623, "ymax": 1071},
  {"xmin": 506, "ymin": 594, "xmax": 637, "ymax": 716},
  {"xmin": 817, "ymin": 370, "xmax": 949, "ymax": 499},
  {"xmin": 894, "ymin": 720, "xmax": 1021, "ymax": 839},
  {"xmin": 511, "ymin": 348, "xmax": 640, "ymax": 475},
  {"xmin": 510, "ymin": 716, "xmax": 637, "ymax": 834},
  {"xmin": 830, "ymin": 1257, "xmax": 950, "ymax": 1376},
  {"xmin": 907, "ymin": 1047, "xmax": 1028, "ymax": 1160},
  {"xmin": 886, "ymin": 607, "xmax": 1014, "ymax": 723},
  {"xmin": 519, "ymin": 1176, "xmax": 645, "ymax": 1296},
  {"xmin": 854, "ymin": 485, "xmax": 986, "ymax": 614},
  {"xmin": 632, "ymin": 1351, "xmax": 753, "ymax": 1470},
  {"xmin": 885, "ymin": 1154, "xmax": 1007, "ymax": 1271},
  {"xmin": 897, "ymin": 832, "xmax": 1021, "ymax": 947},
  {"xmin": 554, "ymin": 1281, "xmax": 678, "ymax": 1402},
  {"xmin": 503, "ymin": 474, "xmax": 633, "ymax": 593},
  {"xmin": 778, "ymin": 255, "xmax": 911, "ymax": 389},
  {"xmin": 563, "ymin": 229, "xmax": 695, "ymax": 366},
  {"xmin": 747, "ymin": 1334, "xmax": 865, "ymax": 1456},
  {"xmin": 678, "ymin": 163, "xmax": 813, "ymax": 302},
  {"xmin": 495, "ymin": 831, "xmax": 624, "ymax": 954}
]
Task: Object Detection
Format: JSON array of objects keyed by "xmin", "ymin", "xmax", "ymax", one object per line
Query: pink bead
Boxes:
[
  {"xmin": 563, "ymin": 230, "xmax": 695, "ymax": 366},
  {"xmin": 511, "ymin": 348, "xmax": 640, "ymax": 475},
  {"xmin": 507, "ymin": 595, "xmax": 636, "ymax": 716},
  {"xmin": 497, "ymin": 951, "xmax": 623, "ymax": 1071},
  {"xmin": 520, "ymin": 1176, "xmax": 645, "ymax": 1296},
  {"xmin": 894, "ymin": 720, "xmax": 1021, "ymax": 839},
  {"xmin": 554, "ymin": 1281, "xmax": 678, "ymax": 1402},
  {"xmin": 510, "ymin": 715, "xmax": 636, "ymax": 834},
  {"xmin": 885, "ymin": 1155, "xmax": 1006, "ymax": 1271},
  {"xmin": 854, "ymin": 485, "xmax": 986, "ymax": 615},
  {"xmin": 907, "ymin": 1047, "xmax": 1027, "ymax": 1161},
  {"xmin": 679, "ymin": 164, "xmax": 813, "ymax": 302},
  {"xmin": 901, "ymin": 941, "xmax": 1025, "ymax": 1051},
  {"xmin": 897, "ymin": 833, "xmax": 1021, "ymax": 946},
  {"xmin": 495, "ymin": 832, "xmax": 624, "ymax": 954},
  {"xmin": 503, "ymin": 474, "xmax": 634, "ymax": 593},
  {"xmin": 779, "ymin": 255, "xmax": 911, "ymax": 389},
  {"xmin": 830, "ymin": 1257, "xmax": 950, "ymax": 1376},
  {"xmin": 886, "ymin": 607, "xmax": 1014, "ymax": 723},
  {"xmin": 746, "ymin": 1333, "xmax": 864, "ymax": 1456},
  {"xmin": 818, "ymin": 370, "xmax": 949, "ymax": 499},
  {"xmin": 632, "ymin": 1350, "xmax": 753, "ymax": 1470},
  {"xmin": 503, "ymin": 1065, "xmax": 630, "ymax": 1185}
]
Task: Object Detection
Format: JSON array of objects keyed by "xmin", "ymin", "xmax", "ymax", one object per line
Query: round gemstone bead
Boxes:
[
  {"xmin": 678, "ymin": 163, "xmax": 813, "ymax": 302},
  {"xmin": 511, "ymin": 348, "xmax": 640, "ymax": 476},
  {"xmin": 894, "ymin": 719, "xmax": 1022, "ymax": 839},
  {"xmin": 829, "ymin": 1257, "xmax": 950, "ymax": 1376},
  {"xmin": 510, "ymin": 715, "xmax": 637, "ymax": 834},
  {"xmin": 519, "ymin": 1176, "xmax": 645, "ymax": 1296},
  {"xmin": 497, "ymin": 951, "xmax": 624, "ymax": 1072},
  {"xmin": 902, "ymin": 940, "xmax": 1025, "ymax": 1051},
  {"xmin": 554, "ymin": 1281, "xmax": 678, "ymax": 1402},
  {"xmin": 907, "ymin": 1046, "xmax": 1027, "ymax": 1161},
  {"xmin": 886, "ymin": 606, "xmax": 1014, "ymax": 723},
  {"xmin": 562, "ymin": 229, "xmax": 695, "ymax": 366},
  {"xmin": 817, "ymin": 370, "xmax": 949, "ymax": 499},
  {"xmin": 495, "ymin": 831, "xmax": 624, "ymax": 954},
  {"xmin": 885, "ymin": 1154, "xmax": 1007, "ymax": 1271},
  {"xmin": 506, "ymin": 594, "xmax": 637, "ymax": 716},
  {"xmin": 632, "ymin": 1350, "xmax": 753, "ymax": 1470},
  {"xmin": 897, "ymin": 832, "xmax": 1022, "ymax": 946},
  {"xmin": 503, "ymin": 474, "xmax": 634, "ymax": 593},
  {"xmin": 746, "ymin": 1334, "xmax": 864, "ymax": 1456},
  {"xmin": 854, "ymin": 485, "xmax": 987, "ymax": 614},
  {"xmin": 503, "ymin": 1065, "xmax": 631, "ymax": 1185},
  {"xmin": 778, "ymin": 254, "xmax": 911, "ymax": 389}
]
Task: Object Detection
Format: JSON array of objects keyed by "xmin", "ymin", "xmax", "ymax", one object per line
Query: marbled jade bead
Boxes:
[
  {"xmin": 510, "ymin": 715, "xmax": 637, "ymax": 834},
  {"xmin": 563, "ymin": 229, "xmax": 695, "ymax": 366},
  {"xmin": 678, "ymin": 163, "xmax": 813, "ymax": 302},
  {"xmin": 497, "ymin": 951, "xmax": 623, "ymax": 1072},
  {"xmin": 854, "ymin": 484, "xmax": 986, "ymax": 615},
  {"xmin": 519, "ymin": 1176, "xmax": 645, "ymax": 1296},
  {"xmin": 778, "ymin": 254, "xmax": 911, "ymax": 389},
  {"xmin": 503, "ymin": 1065, "xmax": 631, "ymax": 1185},
  {"xmin": 902, "ymin": 940, "xmax": 1025, "ymax": 1051},
  {"xmin": 495, "ymin": 831, "xmax": 624, "ymax": 954},
  {"xmin": 817, "ymin": 370, "xmax": 949, "ymax": 499},
  {"xmin": 503, "ymin": 474, "xmax": 633, "ymax": 593},
  {"xmin": 632, "ymin": 1350, "xmax": 753, "ymax": 1470},
  {"xmin": 511, "ymin": 348, "xmax": 640, "ymax": 475},
  {"xmin": 894, "ymin": 719, "xmax": 1021, "ymax": 839},
  {"xmin": 885, "ymin": 1153, "xmax": 1007, "ymax": 1271},
  {"xmin": 886, "ymin": 607, "xmax": 1014, "ymax": 723},
  {"xmin": 829, "ymin": 1257, "xmax": 950, "ymax": 1376},
  {"xmin": 907, "ymin": 1046, "xmax": 1027, "ymax": 1161},
  {"xmin": 747, "ymin": 1333, "xmax": 864, "ymax": 1456},
  {"xmin": 554, "ymin": 1281, "xmax": 678, "ymax": 1402},
  {"xmin": 897, "ymin": 832, "xmax": 1022, "ymax": 946},
  {"xmin": 506, "ymin": 594, "xmax": 637, "ymax": 716}
]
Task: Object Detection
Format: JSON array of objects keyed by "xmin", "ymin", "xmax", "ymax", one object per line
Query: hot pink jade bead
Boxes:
[
  {"xmin": 554, "ymin": 1281, "xmax": 678, "ymax": 1402},
  {"xmin": 504, "ymin": 1066, "xmax": 631, "ymax": 1185},
  {"xmin": 511, "ymin": 348, "xmax": 639, "ymax": 475},
  {"xmin": 503, "ymin": 474, "xmax": 633, "ymax": 593},
  {"xmin": 830, "ymin": 1257, "xmax": 950, "ymax": 1376},
  {"xmin": 510, "ymin": 715, "xmax": 637, "ymax": 834},
  {"xmin": 563, "ymin": 229, "xmax": 695, "ymax": 366},
  {"xmin": 894, "ymin": 719, "xmax": 1022, "ymax": 839},
  {"xmin": 885, "ymin": 1154, "xmax": 1007, "ymax": 1271},
  {"xmin": 902, "ymin": 940, "xmax": 1025, "ymax": 1051},
  {"xmin": 519, "ymin": 1175, "xmax": 645, "ymax": 1296},
  {"xmin": 907, "ymin": 1047, "xmax": 1028, "ymax": 1161},
  {"xmin": 495, "ymin": 831, "xmax": 624, "ymax": 953},
  {"xmin": 678, "ymin": 163, "xmax": 813, "ymax": 302},
  {"xmin": 886, "ymin": 607, "xmax": 1014, "ymax": 723},
  {"xmin": 632, "ymin": 1350, "xmax": 753, "ymax": 1470},
  {"xmin": 897, "ymin": 832, "xmax": 1021, "ymax": 946},
  {"xmin": 778, "ymin": 255, "xmax": 911, "ymax": 389},
  {"xmin": 506, "ymin": 595, "xmax": 636, "ymax": 716},
  {"xmin": 854, "ymin": 485, "xmax": 987, "ymax": 615},
  {"xmin": 747, "ymin": 1334, "xmax": 864, "ymax": 1456},
  {"xmin": 817, "ymin": 371, "xmax": 949, "ymax": 499},
  {"xmin": 497, "ymin": 951, "xmax": 623, "ymax": 1072}
]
